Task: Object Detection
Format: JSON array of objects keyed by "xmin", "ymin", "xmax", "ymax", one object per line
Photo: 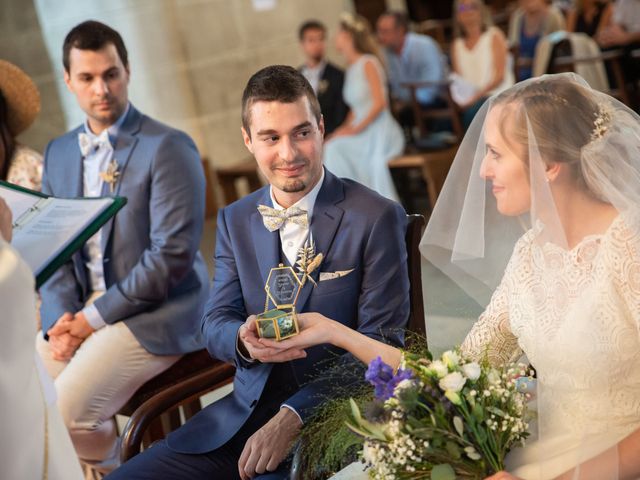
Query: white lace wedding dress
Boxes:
[
  {"xmin": 461, "ymin": 213, "xmax": 640, "ymax": 479},
  {"xmin": 331, "ymin": 214, "xmax": 640, "ymax": 479}
]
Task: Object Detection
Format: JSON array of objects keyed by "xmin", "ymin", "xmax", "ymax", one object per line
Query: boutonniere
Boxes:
[
  {"xmin": 318, "ymin": 79, "xmax": 329, "ymax": 95},
  {"xmin": 99, "ymin": 159, "xmax": 120, "ymax": 194},
  {"xmin": 296, "ymin": 237, "xmax": 323, "ymax": 287}
]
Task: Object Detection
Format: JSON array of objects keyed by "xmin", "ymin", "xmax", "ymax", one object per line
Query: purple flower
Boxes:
[{"xmin": 365, "ymin": 356, "xmax": 413, "ymax": 401}]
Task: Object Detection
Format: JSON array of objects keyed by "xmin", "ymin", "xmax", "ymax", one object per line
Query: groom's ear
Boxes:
[
  {"xmin": 241, "ymin": 126, "xmax": 254, "ymax": 155},
  {"xmin": 545, "ymin": 162, "xmax": 561, "ymax": 182}
]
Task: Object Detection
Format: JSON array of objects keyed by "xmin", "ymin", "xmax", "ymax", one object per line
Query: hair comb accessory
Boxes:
[{"xmin": 590, "ymin": 102, "xmax": 613, "ymax": 142}]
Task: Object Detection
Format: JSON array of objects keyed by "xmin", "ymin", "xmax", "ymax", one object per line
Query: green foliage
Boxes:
[{"xmin": 293, "ymin": 388, "xmax": 372, "ymax": 480}]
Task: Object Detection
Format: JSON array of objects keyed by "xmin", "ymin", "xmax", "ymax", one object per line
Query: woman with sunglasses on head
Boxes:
[{"xmin": 450, "ymin": 0, "xmax": 514, "ymax": 127}]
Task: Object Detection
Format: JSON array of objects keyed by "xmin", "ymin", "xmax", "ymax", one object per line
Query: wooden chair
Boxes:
[
  {"xmin": 549, "ymin": 46, "xmax": 632, "ymax": 106},
  {"xmin": 389, "ymin": 81, "xmax": 462, "ymax": 214},
  {"xmin": 215, "ymin": 159, "xmax": 262, "ymax": 206},
  {"xmin": 201, "ymin": 157, "xmax": 218, "ymax": 219},
  {"xmin": 119, "ymin": 214, "xmax": 427, "ymax": 461}
]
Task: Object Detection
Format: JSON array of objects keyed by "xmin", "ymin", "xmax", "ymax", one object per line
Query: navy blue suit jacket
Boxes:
[
  {"xmin": 168, "ymin": 169, "xmax": 410, "ymax": 454},
  {"xmin": 39, "ymin": 105, "xmax": 210, "ymax": 355}
]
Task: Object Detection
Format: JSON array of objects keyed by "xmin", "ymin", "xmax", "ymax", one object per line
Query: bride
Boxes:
[{"xmin": 250, "ymin": 74, "xmax": 640, "ymax": 479}]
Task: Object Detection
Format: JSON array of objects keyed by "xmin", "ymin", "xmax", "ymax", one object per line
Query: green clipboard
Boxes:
[{"xmin": 0, "ymin": 180, "xmax": 127, "ymax": 289}]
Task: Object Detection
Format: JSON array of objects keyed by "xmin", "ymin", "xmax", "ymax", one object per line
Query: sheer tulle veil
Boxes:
[{"xmin": 419, "ymin": 73, "xmax": 640, "ymax": 478}]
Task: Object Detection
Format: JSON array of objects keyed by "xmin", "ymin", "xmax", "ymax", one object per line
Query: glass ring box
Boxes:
[{"xmin": 255, "ymin": 264, "xmax": 302, "ymax": 341}]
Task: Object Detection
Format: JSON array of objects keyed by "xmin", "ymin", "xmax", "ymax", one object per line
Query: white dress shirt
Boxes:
[
  {"xmin": 301, "ymin": 61, "xmax": 327, "ymax": 94},
  {"xmin": 238, "ymin": 169, "xmax": 325, "ymax": 424},
  {"xmin": 269, "ymin": 168, "xmax": 324, "ymax": 266},
  {"xmin": 81, "ymin": 104, "xmax": 130, "ymax": 330}
]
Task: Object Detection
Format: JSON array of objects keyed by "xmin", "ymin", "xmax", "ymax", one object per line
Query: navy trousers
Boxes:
[{"xmin": 107, "ymin": 364, "xmax": 297, "ymax": 480}]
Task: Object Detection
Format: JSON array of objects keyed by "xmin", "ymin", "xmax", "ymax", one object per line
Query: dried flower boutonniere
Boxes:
[
  {"xmin": 296, "ymin": 236, "xmax": 323, "ymax": 287},
  {"xmin": 318, "ymin": 79, "xmax": 329, "ymax": 95},
  {"xmin": 99, "ymin": 159, "xmax": 120, "ymax": 194}
]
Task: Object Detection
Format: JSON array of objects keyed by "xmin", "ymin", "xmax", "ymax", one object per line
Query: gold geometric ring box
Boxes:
[{"xmin": 255, "ymin": 264, "xmax": 301, "ymax": 341}]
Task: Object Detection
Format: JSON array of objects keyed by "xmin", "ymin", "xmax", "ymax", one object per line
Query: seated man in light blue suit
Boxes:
[
  {"xmin": 108, "ymin": 65, "xmax": 410, "ymax": 479},
  {"xmin": 35, "ymin": 21, "xmax": 209, "ymax": 477}
]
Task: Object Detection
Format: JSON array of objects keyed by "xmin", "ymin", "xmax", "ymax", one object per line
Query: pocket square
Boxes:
[{"xmin": 319, "ymin": 269, "xmax": 355, "ymax": 282}]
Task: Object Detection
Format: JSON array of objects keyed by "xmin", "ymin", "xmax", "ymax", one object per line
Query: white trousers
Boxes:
[{"xmin": 35, "ymin": 318, "xmax": 180, "ymax": 477}]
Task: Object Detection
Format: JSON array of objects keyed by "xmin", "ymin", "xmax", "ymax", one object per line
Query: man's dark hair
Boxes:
[
  {"xmin": 298, "ymin": 20, "xmax": 326, "ymax": 41},
  {"xmin": 241, "ymin": 65, "xmax": 322, "ymax": 137},
  {"xmin": 63, "ymin": 20, "xmax": 129, "ymax": 73},
  {"xmin": 380, "ymin": 10, "xmax": 409, "ymax": 31}
]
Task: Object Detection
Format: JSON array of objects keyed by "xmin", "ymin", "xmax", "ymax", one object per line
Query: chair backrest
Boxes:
[{"xmin": 405, "ymin": 214, "xmax": 426, "ymax": 339}]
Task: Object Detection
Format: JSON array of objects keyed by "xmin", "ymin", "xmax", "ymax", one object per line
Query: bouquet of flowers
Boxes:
[{"xmin": 347, "ymin": 350, "xmax": 533, "ymax": 479}]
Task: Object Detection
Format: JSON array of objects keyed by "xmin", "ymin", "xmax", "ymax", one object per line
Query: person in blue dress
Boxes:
[{"xmin": 323, "ymin": 13, "xmax": 405, "ymax": 202}]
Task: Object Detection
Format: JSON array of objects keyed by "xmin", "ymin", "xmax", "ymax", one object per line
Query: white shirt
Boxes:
[
  {"xmin": 81, "ymin": 103, "xmax": 130, "ymax": 330},
  {"xmin": 237, "ymin": 169, "xmax": 325, "ymax": 424},
  {"xmin": 269, "ymin": 168, "xmax": 325, "ymax": 266},
  {"xmin": 301, "ymin": 61, "xmax": 326, "ymax": 94}
]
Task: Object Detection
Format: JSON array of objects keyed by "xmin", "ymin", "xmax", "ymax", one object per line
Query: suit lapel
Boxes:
[
  {"xmin": 100, "ymin": 106, "xmax": 141, "ymax": 252},
  {"xmin": 295, "ymin": 171, "xmax": 344, "ymax": 311},
  {"xmin": 251, "ymin": 189, "xmax": 280, "ymax": 292},
  {"xmin": 63, "ymin": 127, "xmax": 84, "ymax": 198}
]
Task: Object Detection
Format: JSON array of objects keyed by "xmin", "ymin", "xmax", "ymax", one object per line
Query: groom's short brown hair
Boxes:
[{"xmin": 241, "ymin": 65, "xmax": 322, "ymax": 138}]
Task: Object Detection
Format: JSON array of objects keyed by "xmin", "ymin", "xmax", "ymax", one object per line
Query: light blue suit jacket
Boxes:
[
  {"xmin": 168, "ymin": 169, "xmax": 410, "ymax": 453},
  {"xmin": 39, "ymin": 105, "xmax": 210, "ymax": 355}
]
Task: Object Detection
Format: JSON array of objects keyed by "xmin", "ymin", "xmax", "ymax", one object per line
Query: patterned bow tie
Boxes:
[
  {"xmin": 257, "ymin": 204, "xmax": 308, "ymax": 232},
  {"xmin": 78, "ymin": 129, "xmax": 112, "ymax": 157}
]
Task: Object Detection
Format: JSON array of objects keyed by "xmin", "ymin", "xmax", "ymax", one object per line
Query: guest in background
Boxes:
[
  {"xmin": 508, "ymin": 0, "xmax": 566, "ymax": 80},
  {"xmin": 298, "ymin": 20, "xmax": 349, "ymax": 137},
  {"xmin": 597, "ymin": 0, "xmax": 640, "ymax": 95},
  {"xmin": 323, "ymin": 13, "xmax": 405, "ymax": 202},
  {"xmin": 0, "ymin": 59, "xmax": 43, "ymax": 190},
  {"xmin": 451, "ymin": 0, "xmax": 514, "ymax": 127},
  {"xmin": 36, "ymin": 21, "xmax": 209, "ymax": 478},
  {"xmin": 376, "ymin": 10, "xmax": 446, "ymax": 140},
  {"xmin": 567, "ymin": 0, "xmax": 613, "ymax": 37}
]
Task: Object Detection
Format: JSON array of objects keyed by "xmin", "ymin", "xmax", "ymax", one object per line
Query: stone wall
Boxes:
[{"xmin": 29, "ymin": 0, "xmax": 352, "ymax": 171}]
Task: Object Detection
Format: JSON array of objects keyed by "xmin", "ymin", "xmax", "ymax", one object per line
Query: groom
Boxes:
[{"xmin": 108, "ymin": 65, "xmax": 410, "ymax": 479}]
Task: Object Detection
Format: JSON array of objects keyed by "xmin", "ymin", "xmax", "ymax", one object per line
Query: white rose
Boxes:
[
  {"xmin": 442, "ymin": 350, "xmax": 460, "ymax": 369},
  {"xmin": 393, "ymin": 379, "xmax": 415, "ymax": 396},
  {"xmin": 461, "ymin": 362, "xmax": 481, "ymax": 381},
  {"xmin": 439, "ymin": 371, "xmax": 466, "ymax": 393},
  {"xmin": 430, "ymin": 360, "xmax": 449, "ymax": 378}
]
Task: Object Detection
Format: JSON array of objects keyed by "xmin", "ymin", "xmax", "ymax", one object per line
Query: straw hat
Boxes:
[{"xmin": 0, "ymin": 59, "xmax": 41, "ymax": 136}]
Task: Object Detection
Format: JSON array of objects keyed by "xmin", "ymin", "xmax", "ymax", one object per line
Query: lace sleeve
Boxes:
[
  {"xmin": 460, "ymin": 239, "xmax": 525, "ymax": 366},
  {"xmin": 612, "ymin": 218, "xmax": 640, "ymax": 331}
]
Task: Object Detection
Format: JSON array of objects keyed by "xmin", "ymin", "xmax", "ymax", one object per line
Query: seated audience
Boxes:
[
  {"xmin": 323, "ymin": 13, "xmax": 405, "ymax": 202},
  {"xmin": 567, "ymin": 0, "xmax": 613, "ymax": 37},
  {"xmin": 508, "ymin": 0, "xmax": 566, "ymax": 80},
  {"xmin": 298, "ymin": 20, "xmax": 349, "ymax": 137},
  {"xmin": 0, "ymin": 59, "xmax": 43, "ymax": 190},
  {"xmin": 376, "ymin": 10, "xmax": 447, "ymax": 139},
  {"xmin": 451, "ymin": 0, "xmax": 514, "ymax": 127},
  {"xmin": 597, "ymin": 0, "xmax": 640, "ymax": 95}
]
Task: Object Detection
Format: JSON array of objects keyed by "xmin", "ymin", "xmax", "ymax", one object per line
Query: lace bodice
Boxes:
[{"xmin": 462, "ymin": 214, "xmax": 640, "ymax": 442}]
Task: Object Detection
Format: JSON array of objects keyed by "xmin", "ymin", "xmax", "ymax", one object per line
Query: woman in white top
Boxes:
[
  {"xmin": 257, "ymin": 74, "xmax": 640, "ymax": 479},
  {"xmin": 451, "ymin": 0, "xmax": 514, "ymax": 127}
]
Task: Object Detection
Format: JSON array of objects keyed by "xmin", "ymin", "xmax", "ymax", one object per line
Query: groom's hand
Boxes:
[
  {"xmin": 238, "ymin": 315, "xmax": 307, "ymax": 363},
  {"xmin": 238, "ymin": 407, "xmax": 302, "ymax": 479}
]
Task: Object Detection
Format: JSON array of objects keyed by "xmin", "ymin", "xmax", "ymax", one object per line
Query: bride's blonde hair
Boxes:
[{"xmin": 339, "ymin": 12, "xmax": 385, "ymax": 67}]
